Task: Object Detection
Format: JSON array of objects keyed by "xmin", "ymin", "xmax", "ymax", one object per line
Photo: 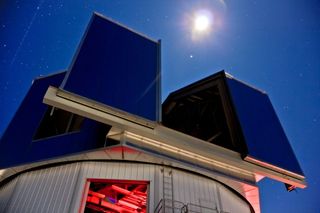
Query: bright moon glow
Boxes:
[
  {"xmin": 194, "ymin": 15, "xmax": 210, "ymax": 32},
  {"xmin": 190, "ymin": 10, "xmax": 214, "ymax": 41}
]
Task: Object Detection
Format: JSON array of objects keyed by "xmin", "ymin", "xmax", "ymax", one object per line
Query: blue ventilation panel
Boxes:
[
  {"xmin": 61, "ymin": 13, "xmax": 161, "ymax": 121},
  {"xmin": 225, "ymin": 77, "xmax": 303, "ymax": 176},
  {"xmin": 0, "ymin": 72, "xmax": 109, "ymax": 169}
]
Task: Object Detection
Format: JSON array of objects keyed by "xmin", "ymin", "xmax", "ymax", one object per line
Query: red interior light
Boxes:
[{"xmin": 84, "ymin": 179, "xmax": 148, "ymax": 213}]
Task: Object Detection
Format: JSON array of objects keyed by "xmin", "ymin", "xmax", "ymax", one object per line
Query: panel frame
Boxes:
[{"xmin": 43, "ymin": 86, "xmax": 306, "ymax": 188}]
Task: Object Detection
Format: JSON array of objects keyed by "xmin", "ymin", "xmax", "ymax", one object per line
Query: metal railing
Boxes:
[
  {"xmin": 154, "ymin": 199, "xmax": 186, "ymax": 213},
  {"xmin": 154, "ymin": 199, "xmax": 230, "ymax": 213},
  {"xmin": 186, "ymin": 203, "xmax": 218, "ymax": 213}
]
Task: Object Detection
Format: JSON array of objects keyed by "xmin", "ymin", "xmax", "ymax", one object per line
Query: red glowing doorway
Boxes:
[{"xmin": 83, "ymin": 179, "xmax": 148, "ymax": 213}]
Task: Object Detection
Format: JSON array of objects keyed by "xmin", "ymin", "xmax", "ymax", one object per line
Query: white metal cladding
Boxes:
[
  {"xmin": 0, "ymin": 177, "xmax": 18, "ymax": 212},
  {"xmin": 170, "ymin": 168, "xmax": 251, "ymax": 213},
  {"xmin": 0, "ymin": 161, "xmax": 252, "ymax": 213},
  {"xmin": 4, "ymin": 163, "xmax": 81, "ymax": 213}
]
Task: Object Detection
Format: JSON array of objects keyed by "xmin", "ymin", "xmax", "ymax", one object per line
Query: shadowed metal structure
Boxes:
[
  {"xmin": 162, "ymin": 71, "xmax": 304, "ymax": 178},
  {"xmin": 0, "ymin": 13, "xmax": 305, "ymax": 213}
]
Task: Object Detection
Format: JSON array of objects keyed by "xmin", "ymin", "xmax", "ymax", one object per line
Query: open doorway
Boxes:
[{"xmin": 83, "ymin": 179, "xmax": 149, "ymax": 213}]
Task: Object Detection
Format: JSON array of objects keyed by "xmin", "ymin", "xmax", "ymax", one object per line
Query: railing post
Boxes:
[{"xmin": 181, "ymin": 204, "xmax": 188, "ymax": 213}]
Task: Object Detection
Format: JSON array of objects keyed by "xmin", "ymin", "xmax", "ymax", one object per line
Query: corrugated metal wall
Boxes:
[
  {"xmin": 4, "ymin": 163, "xmax": 80, "ymax": 213},
  {"xmin": 0, "ymin": 177, "xmax": 18, "ymax": 212},
  {"xmin": 0, "ymin": 161, "xmax": 251, "ymax": 213},
  {"xmin": 171, "ymin": 168, "xmax": 251, "ymax": 213}
]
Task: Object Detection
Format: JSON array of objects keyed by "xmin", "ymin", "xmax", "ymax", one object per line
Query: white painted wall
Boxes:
[{"xmin": 0, "ymin": 162, "xmax": 252, "ymax": 213}]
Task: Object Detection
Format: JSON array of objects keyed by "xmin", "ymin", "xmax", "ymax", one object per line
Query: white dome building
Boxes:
[{"xmin": 0, "ymin": 13, "xmax": 305, "ymax": 213}]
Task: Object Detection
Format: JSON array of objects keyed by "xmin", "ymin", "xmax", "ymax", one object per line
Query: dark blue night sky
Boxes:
[{"xmin": 0, "ymin": 1, "xmax": 319, "ymax": 212}]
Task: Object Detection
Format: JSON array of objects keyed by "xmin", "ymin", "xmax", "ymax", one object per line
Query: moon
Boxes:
[
  {"xmin": 194, "ymin": 14, "xmax": 210, "ymax": 32},
  {"xmin": 191, "ymin": 10, "xmax": 214, "ymax": 40}
]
